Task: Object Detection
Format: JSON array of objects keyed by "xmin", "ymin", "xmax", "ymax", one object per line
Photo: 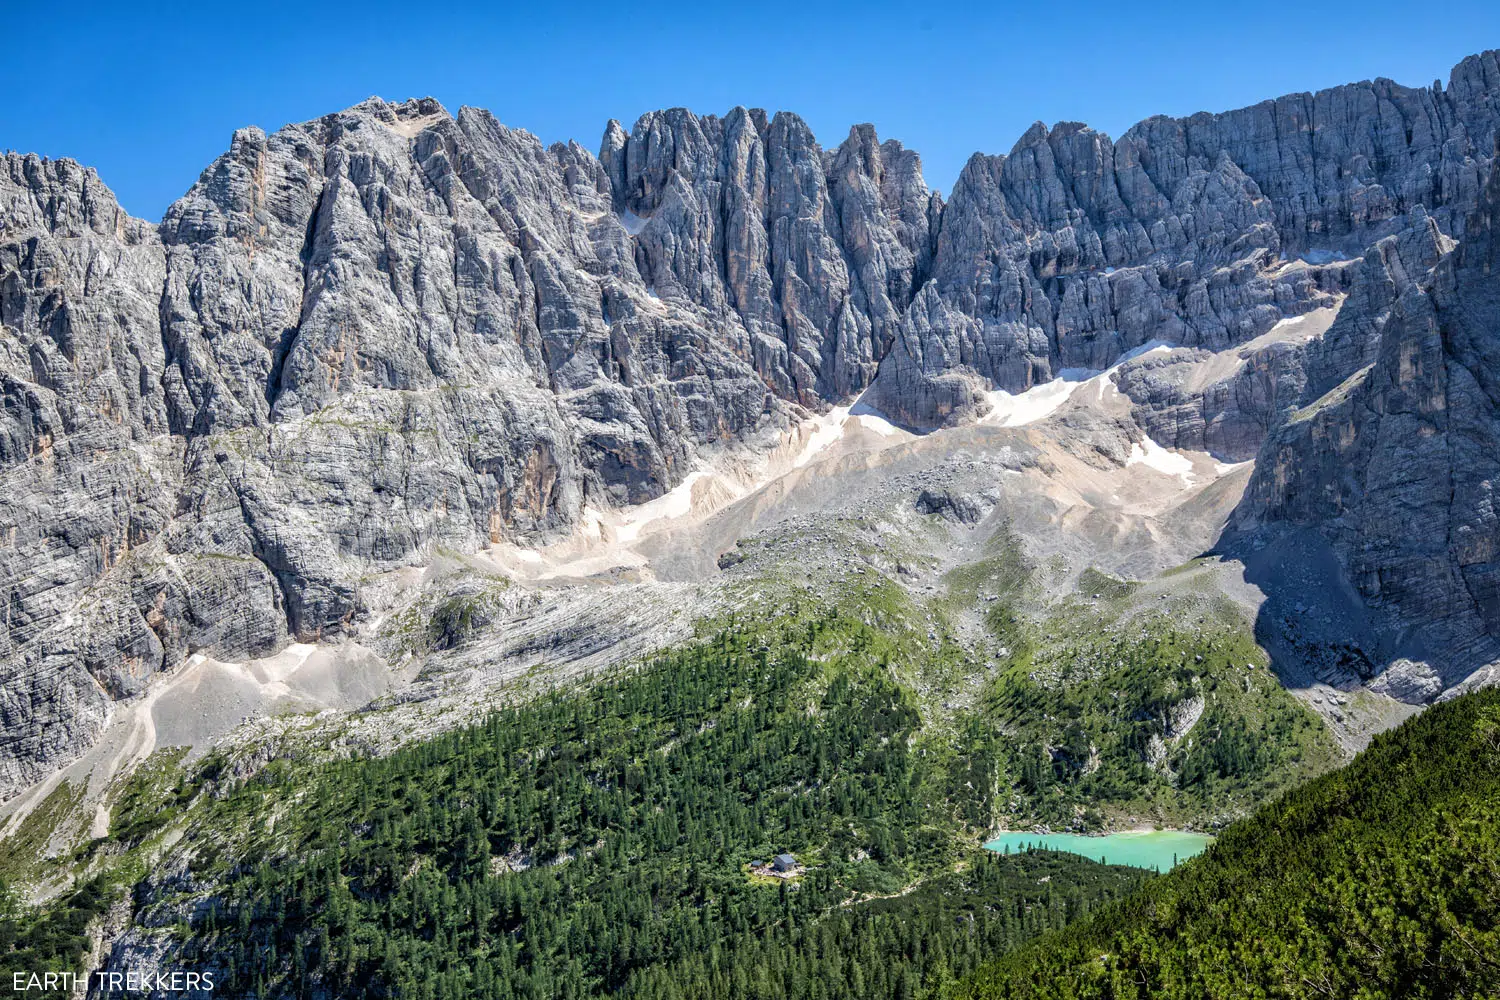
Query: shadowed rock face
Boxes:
[
  {"xmin": 1230, "ymin": 135, "xmax": 1500, "ymax": 698},
  {"xmin": 3, "ymin": 53, "xmax": 1499, "ymax": 794}
]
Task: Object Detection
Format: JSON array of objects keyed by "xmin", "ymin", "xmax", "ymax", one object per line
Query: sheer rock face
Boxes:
[
  {"xmin": 1232, "ymin": 148, "xmax": 1500, "ymax": 694},
  {"xmin": 877, "ymin": 51, "xmax": 1500, "ymax": 429},
  {"xmin": 599, "ymin": 108, "xmax": 940, "ymax": 407},
  {"xmin": 0, "ymin": 154, "xmax": 178, "ymax": 792},
  {"xmin": 3, "ymin": 53, "xmax": 1500, "ymax": 794}
]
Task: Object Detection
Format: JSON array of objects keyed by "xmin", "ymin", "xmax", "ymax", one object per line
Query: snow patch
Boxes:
[
  {"xmin": 614, "ymin": 471, "xmax": 711, "ymax": 543},
  {"xmin": 790, "ymin": 396, "xmax": 904, "ymax": 467},
  {"xmin": 984, "ymin": 378, "xmax": 1083, "ymax": 427},
  {"xmin": 982, "ymin": 341, "xmax": 1174, "ymax": 428},
  {"xmin": 793, "ymin": 407, "xmax": 853, "ymax": 467},
  {"xmin": 847, "ymin": 397, "xmax": 901, "ymax": 437},
  {"xmin": 853, "ymin": 413, "xmax": 899, "ymax": 437},
  {"xmin": 1113, "ymin": 339, "xmax": 1175, "ymax": 365},
  {"xmin": 484, "ymin": 397, "xmax": 909, "ymax": 578},
  {"xmin": 1127, "ymin": 437, "xmax": 1196, "ymax": 486}
]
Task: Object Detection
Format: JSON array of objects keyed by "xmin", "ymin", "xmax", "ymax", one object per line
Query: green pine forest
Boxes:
[
  {"xmin": 954, "ymin": 686, "xmax": 1500, "ymax": 999},
  {"xmin": 1, "ymin": 570, "xmax": 1496, "ymax": 998}
]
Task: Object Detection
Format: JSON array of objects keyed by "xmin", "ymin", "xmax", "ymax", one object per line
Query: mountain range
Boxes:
[{"xmin": 2, "ymin": 50, "xmax": 1499, "ymax": 806}]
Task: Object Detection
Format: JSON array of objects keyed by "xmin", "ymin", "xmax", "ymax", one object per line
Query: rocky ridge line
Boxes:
[{"xmin": 1, "ymin": 52, "xmax": 1498, "ymax": 796}]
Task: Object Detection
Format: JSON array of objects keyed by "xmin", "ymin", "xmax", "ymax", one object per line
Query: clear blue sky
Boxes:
[{"xmin": 4, "ymin": 1, "xmax": 1497, "ymax": 220}]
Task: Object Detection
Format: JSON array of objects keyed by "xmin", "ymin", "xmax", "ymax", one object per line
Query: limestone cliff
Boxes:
[{"xmin": 2, "ymin": 52, "xmax": 1499, "ymax": 795}]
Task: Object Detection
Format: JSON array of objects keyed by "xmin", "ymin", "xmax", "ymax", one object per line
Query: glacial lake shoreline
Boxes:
[{"xmin": 982, "ymin": 829, "xmax": 1215, "ymax": 871}]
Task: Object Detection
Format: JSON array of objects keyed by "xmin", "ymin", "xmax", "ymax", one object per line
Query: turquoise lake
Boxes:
[{"xmin": 982, "ymin": 829, "xmax": 1214, "ymax": 871}]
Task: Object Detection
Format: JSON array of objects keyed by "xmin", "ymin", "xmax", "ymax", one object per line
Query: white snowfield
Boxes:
[
  {"xmin": 613, "ymin": 470, "xmax": 714, "ymax": 543},
  {"xmin": 486, "ymin": 336, "xmax": 1262, "ymax": 583},
  {"xmin": 984, "ymin": 376, "xmax": 1086, "ymax": 427},
  {"xmin": 793, "ymin": 400, "xmax": 902, "ymax": 467},
  {"xmin": 608, "ymin": 399, "xmax": 906, "ymax": 545},
  {"xmin": 982, "ymin": 341, "xmax": 1174, "ymax": 428},
  {"xmin": 1127, "ymin": 437, "xmax": 1197, "ymax": 486}
]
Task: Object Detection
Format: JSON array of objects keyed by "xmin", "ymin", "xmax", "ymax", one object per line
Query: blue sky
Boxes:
[{"xmin": 3, "ymin": 1, "xmax": 1497, "ymax": 220}]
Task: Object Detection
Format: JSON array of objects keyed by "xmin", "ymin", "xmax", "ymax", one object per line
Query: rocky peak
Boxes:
[
  {"xmin": 3, "ymin": 51, "xmax": 1500, "ymax": 798},
  {"xmin": 1, "ymin": 153, "xmax": 145, "ymax": 242}
]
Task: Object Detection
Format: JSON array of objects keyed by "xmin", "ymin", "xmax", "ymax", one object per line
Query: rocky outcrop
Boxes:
[
  {"xmin": 1230, "ymin": 156, "xmax": 1500, "ymax": 696},
  {"xmin": 1, "ymin": 101, "xmax": 806, "ymax": 796},
  {"xmin": 0, "ymin": 154, "xmax": 181, "ymax": 793},
  {"xmin": 1109, "ymin": 282, "xmax": 1351, "ymax": 462},
  {"xmin": 3, "ymin": 53, "xmax": 1500, "ymax": 796},
  {"xmin": 876, "ymin": 52, "xmax": 1500, "ymax": 429},
  {"xmin": 914, "ymin": 487, "xmax": 996, "ymax": 524},
  {"xmin": 599, "ymin": 108, "xmax": 940, "ymax": 406}
]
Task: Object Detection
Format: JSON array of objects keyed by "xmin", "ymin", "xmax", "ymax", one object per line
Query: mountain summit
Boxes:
[{"xmin": 2, "ymin": 52, "xmax": 1499, "ymax": 797}]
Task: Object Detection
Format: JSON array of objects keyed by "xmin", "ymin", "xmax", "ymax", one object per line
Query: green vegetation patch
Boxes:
[
  {"xmin": 0, "ymin": 876, "xmax": 112, "ymax": 984},
  {"xmin": 955, "ymin": 686, "xmax": 1500, "ymax": 999},
  {"xmin": 985, "ymin": 600, "xmax": 1338, "ymax": 828},
  {"xmin": 11, "ymin": 601, "xmax": 1147, "ymax": 1000},
  {"xmin": 0, "ymin": 782, "xmax": 84, "ymax": 886},
  {"xmin": 108, "ymin": 747, "xmax": 196, "ymax": 848}
]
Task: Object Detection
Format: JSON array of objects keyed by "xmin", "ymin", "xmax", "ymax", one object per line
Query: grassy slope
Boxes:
[
  {"xmin": 945, "ymin": 530, "xmax": 1340, "ymax": 831},
  {"xmin": 954, "ymin": 686, "xmax": 1500, "ymax": 999}
]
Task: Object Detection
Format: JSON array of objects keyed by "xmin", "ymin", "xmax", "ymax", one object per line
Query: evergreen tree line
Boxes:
[
  {"xmin": 144, "ymin": 618, "xmax": 1140, "ymax": 998},
  {"xmin": 955, "ymin": 686, "xmax": 1500, "ymax": 999}
]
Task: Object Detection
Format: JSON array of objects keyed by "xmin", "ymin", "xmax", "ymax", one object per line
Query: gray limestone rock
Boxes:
[
  {"xmin": 3, "ymin": 51, "xmax": 1500, "ymax": 796},
  {"xmin": 1231, "ymin": 157, "xmax": 1500, "ymax": 693}
]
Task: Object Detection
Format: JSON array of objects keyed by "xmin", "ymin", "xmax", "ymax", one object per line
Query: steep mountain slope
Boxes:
[
  {"xmin": 2, "ymin": 52, "xmax": 1499, "ymax": 805},
  {"xmin": 953, "ymin": 685, "xmax": 1500, "ymax": 999},
  {"xmin": 1228, "ymin": 134, "xmax": 1500, "ymax": 701}
]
